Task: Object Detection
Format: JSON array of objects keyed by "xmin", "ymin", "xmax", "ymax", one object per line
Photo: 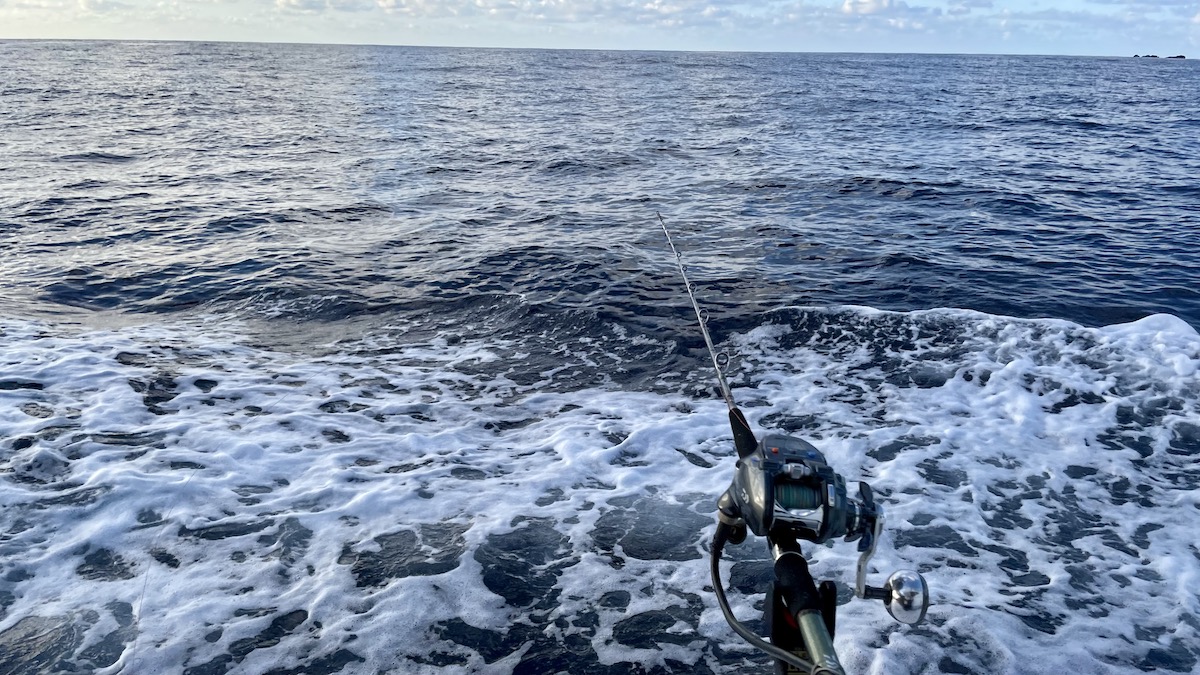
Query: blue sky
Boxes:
[{"xmin": 2, "ymin": 0, "xmax": 1198, "ymax": 55}]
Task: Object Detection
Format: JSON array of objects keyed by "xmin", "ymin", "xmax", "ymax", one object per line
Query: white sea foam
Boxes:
[{"xmin": 0, "ymin": 308, "xmax": 1196, "ymax": 674}]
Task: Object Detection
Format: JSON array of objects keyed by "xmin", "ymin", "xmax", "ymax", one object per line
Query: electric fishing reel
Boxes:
[
  {"xmin": 712, "ymin": 424, "xmax": 931, "ymax": 675},
  {"xmin": 719, "ymin": 434, "xmax": 873, "ymax": 545},
  {"xmin": 715, "ymin": 430, "xmax": 930, "ymax": 621}
]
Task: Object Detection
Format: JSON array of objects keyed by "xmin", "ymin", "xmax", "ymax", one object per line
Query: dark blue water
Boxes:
[
  {"xmin": 3, "ymin": 42, "xmax": 1198, "ymax": 337},
  {"xmin": 2, "ymin": 42, "xmax": 1200, "ymax": 675}
]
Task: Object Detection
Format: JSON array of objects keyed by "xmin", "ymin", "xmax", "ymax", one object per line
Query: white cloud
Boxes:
[
  {"xmin": 1087, "ymin": 0, "xmax": 1195, "ymax": 7},
  {"xmin": 327, "ymin": 0, "xmax": 371, "ymax": 10},
  {"xmin": 276, "ymin": 0, "xmax": 371, "ymax": 12},
  {"xmin": 372, "ymin": 0, "xmax": 459, "ymax": 17},
  {"xmin": 886, "ymin": 16, "xmax": 923, "ymax": 29},
  {"xmin": 1, "ymin": 0, "xmax": 1195, "ymax": 55},
  {"xmin": 77, "ymin": 0, "xmax": 129, "ymax": 12},
  {"xmin": 8, "ymin": 0, "xmax": 72, "ymax": 8},
  {"xmin": 361, "ymin": 0, "xmax": 772, "ymax": 28},
  {"xmin": 276, "ymin": 0, "xmax": 323, "ymax": 11},
  {"xmin": 843, "ymin": 0, "xmax": 891, "ymax": 14},
  {"xmin": 947, "ymin": 0, "xmax": 990, "ymax": 15}
]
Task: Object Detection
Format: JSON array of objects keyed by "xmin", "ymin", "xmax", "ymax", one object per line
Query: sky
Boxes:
[{"xmin": 1, "ymin": 0, "xmax": 1198, "ymax": 56}]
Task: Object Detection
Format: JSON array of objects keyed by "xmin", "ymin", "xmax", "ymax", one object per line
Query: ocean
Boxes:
[{"xmin": 1, "ymin": 41, "xmax": 1198, "ymax": 674}]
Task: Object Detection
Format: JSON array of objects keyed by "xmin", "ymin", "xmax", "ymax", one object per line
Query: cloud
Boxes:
[
  {"xmin": 276, "ymin": 0, "xmax": 323, "ymax": 11},
  {"xmin": 369, "ymin": 0, "xmax": 454, "ymax": 20},
  {"xmin": 77, "ymin": 0, "xmax": 130, "ymax": 12},
  {"xmin": 362, "ymin": 0, "xmax": 782, "ymax": 28},
  {"xmin": 8, "ymin": 0, "xmax": 72, "ymax": 8},
  {"xmin": 370, "ymin": 0, "xmax": 512, "ymax": 19},
  {"xmin": 947, "ymin": 0, "xmax": 990, "ymax": 15},
  {"xmin": 1081, "ymin": 0, "xmax": 1199, "ymax": 22},
  {"xmin": 843, "ymin": 0, "xmax": 892, "ymax": 14},
  {"xmin": 2, "ymin": 0, "xmax": 1194, "ymax": 55},
  {"xmin": 275, "ymin": 0, "xmax": 374, "ymax": 12},
  {"xmin": 1087, "ymin": 0, "xmax": 1195, "ymax": 6}
]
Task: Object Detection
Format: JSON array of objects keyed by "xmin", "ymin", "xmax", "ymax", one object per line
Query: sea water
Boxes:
[{"xmin": 1, "ymin": 42, "xmax": 1198, "ymax": 674}]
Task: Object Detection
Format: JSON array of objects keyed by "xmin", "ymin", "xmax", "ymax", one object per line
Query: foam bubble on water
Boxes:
[
  {"xmin": 729, "ymin": 308, "xmax": 1200, "ymax": 674},
  {"xmin": 1, "ymin": 308, "xmax": 1197, "ymax": 674},
  {"xmin": 0, "ymin": 315, "xmax": 735, "ymax": 673}
]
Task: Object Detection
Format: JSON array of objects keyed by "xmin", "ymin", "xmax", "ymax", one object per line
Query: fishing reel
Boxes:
[
  {"xmin": 712, "ymin": 424, "xmax": 931, "ymax": 674},
  {"xmin": 717, "ymin": 430, "xmax": 930, "ymax": 615},
  {"xmin": 719, "ymin": 434, "xmax": 874, "ymax": 545}
]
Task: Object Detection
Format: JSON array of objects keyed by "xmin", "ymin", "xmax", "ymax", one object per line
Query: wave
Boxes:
[
  {"xmin": 0, "ymin": 307, "xmax": 1195, "ymax": 673},
  {"xmin": 54, "ymin": 152, "xmax": 138, "ymax": 164}
]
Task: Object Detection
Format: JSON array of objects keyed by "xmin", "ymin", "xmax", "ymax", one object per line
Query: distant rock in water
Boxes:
[{"xmin": 1168, "ymin": 55, "xmax": 1186, "ymax": 59}]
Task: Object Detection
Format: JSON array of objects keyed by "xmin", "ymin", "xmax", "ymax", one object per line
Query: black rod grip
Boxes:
[{"xmin": 774, "ymin": 554, "xmax": 822, "ymax": 614}]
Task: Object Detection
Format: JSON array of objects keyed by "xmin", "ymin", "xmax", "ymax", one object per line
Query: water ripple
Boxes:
[{"xmin": 0, "ymin": 44, "xmax": 1197, "ymax": 336}]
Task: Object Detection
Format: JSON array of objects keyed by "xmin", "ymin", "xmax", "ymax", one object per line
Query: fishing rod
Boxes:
[
  {"xmin": 657, "ymin": 213, "xmax": 758, "ymax": 460},
  {"xmin": 658, "ymin": 213, "xmax": 930, "ymax": 675}
]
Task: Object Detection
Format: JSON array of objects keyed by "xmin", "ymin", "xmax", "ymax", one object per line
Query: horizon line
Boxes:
[{"xmin": 3, "ymin": 36, "xmax": 1184, "ymax": 60}]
